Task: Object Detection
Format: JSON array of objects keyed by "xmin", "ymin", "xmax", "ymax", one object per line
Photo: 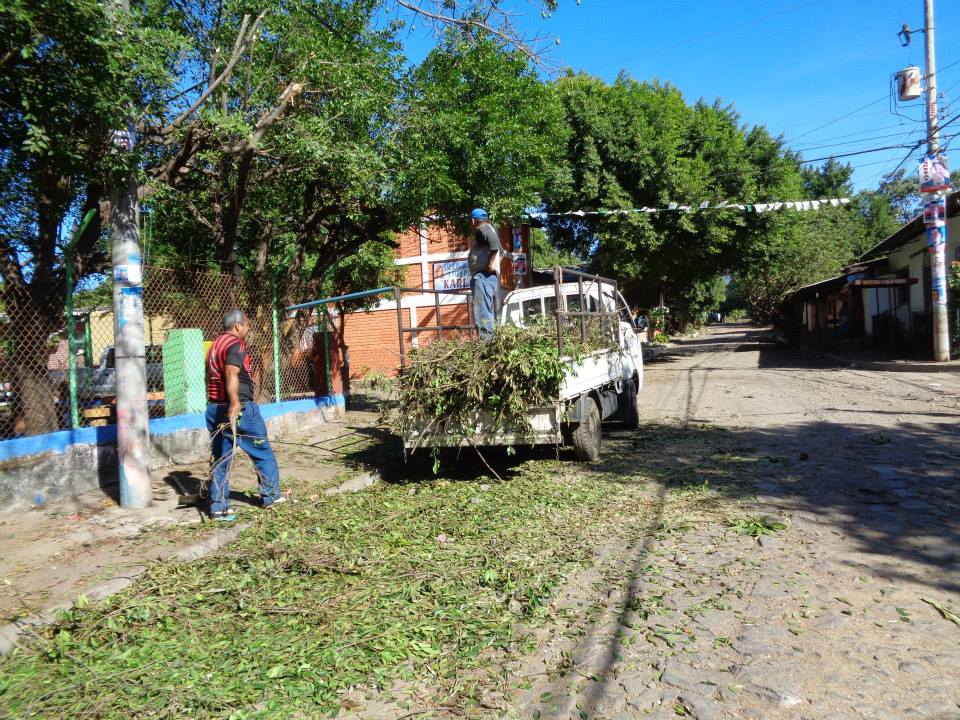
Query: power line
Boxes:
[
  {"xmin": 791, "ymin": 127, "xmax": 927, "ymax": 154},
  {"xmin": 782, "ymin": 57, "xmax": 960, "ymax": 145},
  {"xmin": 787, "ymin": 94, "xmax": 890, "ymax": 143}
]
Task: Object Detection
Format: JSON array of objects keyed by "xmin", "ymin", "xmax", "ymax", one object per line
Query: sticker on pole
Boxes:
[
  {"xmin": 923, "ymin": 197, "xmax": 946, "ymax": 228},
  {"xmin": 118, "ymin": 286, "xmax": 143, "ymax": 329},
  {"xmin": 918, "ymin": 154, "xmax": 951, "ymax": 194},
  {"xmin": 932, "ymin": 277, "xmax": 947, "ymax": 306},
  {"xmin": 512, "ymin": 252, "xmax": 528, "ymax": 276}
]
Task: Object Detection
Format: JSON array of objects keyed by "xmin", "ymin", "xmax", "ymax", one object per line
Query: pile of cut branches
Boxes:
[
  {"xmin": 391, "ymin": 325, "xmax": 564, "ymax": 447},
  {"xmin": 389, "ymin": 322, "xmax": 604, "ymax": 450}
]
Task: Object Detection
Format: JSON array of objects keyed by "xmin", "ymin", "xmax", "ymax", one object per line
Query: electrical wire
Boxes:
[{"xmin": 787, "ymin": 94, "xmax": 891, "ymax": 143}]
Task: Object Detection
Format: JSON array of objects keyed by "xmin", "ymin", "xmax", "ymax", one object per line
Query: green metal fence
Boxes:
[{"xmin": 0, "ymin": 265, "xmax": 319, "ymax": 439}]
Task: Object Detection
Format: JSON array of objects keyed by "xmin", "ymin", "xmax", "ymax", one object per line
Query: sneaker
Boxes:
[
  {"xmin": 211, "ymin": 510, "xmax": 236, "ymax": 522},
  {"xmin": 264, "ymin": 496, "xmax": 287, "ymax": 509}
]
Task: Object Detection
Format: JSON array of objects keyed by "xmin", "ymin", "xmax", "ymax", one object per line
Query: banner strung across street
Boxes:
[{"xmin": 528, "ymin": 197, "xmax": 851, "ymax": 219}]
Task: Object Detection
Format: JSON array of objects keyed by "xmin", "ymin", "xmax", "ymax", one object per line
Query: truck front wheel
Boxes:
[
  {"xmin": 622, "ymin": 377, "xmax": 641, "ymax": 429},
  {"xmin": 572, "ymin": 397, "xmax": 601, "ymax": 461}
]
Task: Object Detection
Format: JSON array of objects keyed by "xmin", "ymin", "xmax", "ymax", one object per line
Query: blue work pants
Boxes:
[
  {"xmin": 206, "ymin": 402, "xmax": 281, "ymax": 514},
  {"xmin": 471, "ymin": 272, "xmax": 499, "ymax": 340}
]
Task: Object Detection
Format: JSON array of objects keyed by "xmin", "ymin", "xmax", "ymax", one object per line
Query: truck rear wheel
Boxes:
[{"xmin": 572, "ymin": 397, "xmax": 601, "ymax": 461}]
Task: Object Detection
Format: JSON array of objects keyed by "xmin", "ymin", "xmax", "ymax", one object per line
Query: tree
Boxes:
[
  {"xmin": 0, "ymin": 0, "xmax": 175, "ymax": 432},
  {"xmin": 0, "ymin": 0, "xmax": 585, "ymax": 433},
  {"xmin": 543, "ymin": 73, "xmax": 786, "ymax": 317},
  {"xmin": 399, "ymin": 34, "xmax": 568, "ymax": 224},
  {"xmin": 528, "ymin": 228, "xmax": 581, "ymax": 269}
]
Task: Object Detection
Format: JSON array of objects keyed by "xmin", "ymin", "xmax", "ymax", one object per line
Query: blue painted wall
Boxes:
[{"xmin": 0, "ymin": 395, "xmax": 345, "ymax": 462}]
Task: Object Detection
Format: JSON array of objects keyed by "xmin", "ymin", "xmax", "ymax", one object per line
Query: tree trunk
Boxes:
[{"xmin": 7, "ymin": 308, "xmax": 60, "ymax": 435}]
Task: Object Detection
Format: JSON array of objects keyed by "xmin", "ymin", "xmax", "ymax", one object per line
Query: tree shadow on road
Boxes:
[{"xmin": 543, "ymin": 414, "xmax": 960, "ymax": 718}]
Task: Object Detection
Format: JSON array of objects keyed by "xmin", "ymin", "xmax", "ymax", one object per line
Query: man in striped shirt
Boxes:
[{"xmin": 206, "ymin": 309, "xmax": 283, "ymax": 521}]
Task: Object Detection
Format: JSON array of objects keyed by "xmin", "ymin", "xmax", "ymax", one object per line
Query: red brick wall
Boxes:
[
  {"xmin": 318, "ymin": 307, "xmax": 414, "ymax": 382},
  {"xmin": 424, "ymin": 222, "xmax": 469, "ymax": 254},
  {"xmin": 404, "ymin": 264, "xmax": 423, "ymax": 289},
  {"xmin": 397, "ymin": 226, "xmax": 422, "ymax": 259}
]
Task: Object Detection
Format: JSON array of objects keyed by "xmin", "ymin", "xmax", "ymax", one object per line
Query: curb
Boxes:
[
  {"xmin": 325, "ymin": 468, "xmax": 381, "ymax": 496},
  {"xmin": 820, "ymin": 352, "xmax": 960, "ymax": 374}
]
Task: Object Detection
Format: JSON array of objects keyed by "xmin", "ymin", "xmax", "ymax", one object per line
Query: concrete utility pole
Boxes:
[
  {"xmin": 111, "ymin": 0, "xmax": 152, "ymax": 508},
  {"xmin": 924, "ymin": 0, "xmax": 951, "ymax": 361}
]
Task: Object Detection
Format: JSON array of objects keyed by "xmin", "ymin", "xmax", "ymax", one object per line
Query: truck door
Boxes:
[{"xmin": 616, "ymin": 292, "xmax": 643, "ymax": 386}]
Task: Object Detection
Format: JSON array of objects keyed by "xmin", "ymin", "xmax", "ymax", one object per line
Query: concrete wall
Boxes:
[{"xmin": 0, "ymin": 395, "xmax": 344, "ymax": 512}]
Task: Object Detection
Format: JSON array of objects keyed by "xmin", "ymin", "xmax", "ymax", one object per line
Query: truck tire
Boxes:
[
  {"xmin": 572, "ymin": 397, "xmax": 601, "ymax": 461},
  {"xmin": 622, "ymin": 377, "xmax": 641, "ymax": 429}
]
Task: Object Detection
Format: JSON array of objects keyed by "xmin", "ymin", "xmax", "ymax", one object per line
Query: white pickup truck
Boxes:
[{"xmin": 403, "ymin": 270, "xmax": 644, "ymax": 461}]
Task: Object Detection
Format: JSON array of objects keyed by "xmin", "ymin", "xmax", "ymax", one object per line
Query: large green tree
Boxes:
[
  {"xmin": 0, "ymin": 0, "xmax": 177, "ymax": 431},
  {"xmin": 543, "ymin": 73, "xmax": 789, "ymax": 320},
  {"xmin": 2, "ymin": 0, "xmax": 569, "ymax": 431},
  {"xmin": 399, "ymin": 34, "xmax": 568, "ymax": 223}
]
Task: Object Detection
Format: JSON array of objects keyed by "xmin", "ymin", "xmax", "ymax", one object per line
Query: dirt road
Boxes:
[{"xmin": 510, "ymin": 322, "xmax": 960, "ymax": 719}]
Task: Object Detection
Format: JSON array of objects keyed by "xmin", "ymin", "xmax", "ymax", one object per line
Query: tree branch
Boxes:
[
  {"xmin": 395, "ymin": 0, "xmax": 542, "ymax": 64},
  {"xmin": 223, "ymin": 82, "xmax": 305, "ymax": 155},
  {"xmin": 163, "ymin": 10, "xmax": 268, "ymax": 134},
  {"xmin": 145, "ymin": 126, "xmax": 204, "ymax": 197}
]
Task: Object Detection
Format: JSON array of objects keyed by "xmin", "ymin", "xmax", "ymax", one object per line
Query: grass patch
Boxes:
[{"xmin": 0, "ymin": 460, "xmax": 633, "ymax": 719}]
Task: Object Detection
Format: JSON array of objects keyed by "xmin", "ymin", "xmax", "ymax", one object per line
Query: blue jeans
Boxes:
[
  {"xmin": 471, "ymin": 272, "xmax": 499, "ymax": 340},
  {"xmin": 205, "ymin": 402, "xmax": 281, "ymax": 514}
]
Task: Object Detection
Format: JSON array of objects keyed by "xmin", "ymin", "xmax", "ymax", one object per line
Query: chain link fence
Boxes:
[{"xmin": 1, "ymin": 266, "xmax": 322, "ymax": 440}]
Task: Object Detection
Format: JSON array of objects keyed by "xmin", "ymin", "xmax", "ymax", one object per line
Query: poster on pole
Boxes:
[
  {"xmin": 927, "ymin": 224, "xmax": 947, "ymax": 250},
  {"xmin": 919, "ymin": 154, "xmax": 951, "ymax": 194},
  {"xmin": 512, "ymin": 252, "xmax": 528, "ymax": 276},
  {"xmin": 923, "ymin": 197, "xmax": 946, "ymax": 227}
]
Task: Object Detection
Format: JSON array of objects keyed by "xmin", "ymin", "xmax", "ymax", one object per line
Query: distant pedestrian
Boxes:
[
  {"xmin": 468, "ymin": 208, "xmax": 501, "ymax": 339},
  {"xmin": 206, "ymin": 309, "xmax": 284, "ymax": 521}
]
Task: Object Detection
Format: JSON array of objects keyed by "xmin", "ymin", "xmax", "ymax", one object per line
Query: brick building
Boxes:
[{"xmin": 317, "ymin": 220, "xmax": 531, "ymax": 395}]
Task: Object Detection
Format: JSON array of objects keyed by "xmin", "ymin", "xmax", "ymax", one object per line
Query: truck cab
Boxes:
[{"xmin": 500, "ymin": 281, "xmax": 644, "ymax": 398}]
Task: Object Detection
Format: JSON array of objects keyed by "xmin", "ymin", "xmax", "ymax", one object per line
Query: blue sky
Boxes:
[{"xmin": 398, "ymin": 0, "xmax": 960, "ymax": 192}]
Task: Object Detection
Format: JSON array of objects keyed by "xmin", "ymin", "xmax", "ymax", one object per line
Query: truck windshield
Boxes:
[{"xmin": 522, "ymin": 298, "xmax": 542, "ymax": 321}]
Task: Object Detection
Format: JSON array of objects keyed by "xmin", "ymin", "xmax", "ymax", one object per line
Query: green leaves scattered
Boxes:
[
  {"xmin": 728, "ymin": 516, "xmax": 786, "ymax": 537},
  {"xmin": 0, "ymin": 460, "xmax": 628, "ymax": 718}
]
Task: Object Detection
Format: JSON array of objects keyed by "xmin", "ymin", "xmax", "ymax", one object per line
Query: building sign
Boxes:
[
  {"xmin": 919, "ymin": 154, "xmax": 951, "ymax": 194},
  {"xmin": 850, "ymin": 278, "xmax": 917, "ymax": 287},
  {"xmin": 433, "ymin": 260, "xmax": 470, "ymax": 290}
]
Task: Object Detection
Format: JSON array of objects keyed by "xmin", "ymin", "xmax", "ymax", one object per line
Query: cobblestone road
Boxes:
[{"xmin": 510, "ymin": 323, "xmax": 960, "ymax": 720}]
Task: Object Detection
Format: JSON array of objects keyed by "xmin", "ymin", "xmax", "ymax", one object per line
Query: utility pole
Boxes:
[
  {"xmin": 924, "ymin": 0, "xmax": 951, "ymax": 361},
  {"xmin": 111, "ymin": 0, "xmax": 152, "ymax": 508}
]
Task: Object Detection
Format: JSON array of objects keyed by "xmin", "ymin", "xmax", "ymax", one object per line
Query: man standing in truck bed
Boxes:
[
  {"xmin": 469, "ymin": 208, "xmax": 501, "ymax": 340},
  {"xmin": 206, "ymin": 309, "xmax": 285, "ymax": 521}
]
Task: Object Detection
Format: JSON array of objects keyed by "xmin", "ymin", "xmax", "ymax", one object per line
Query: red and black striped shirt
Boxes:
[{"xmin": 207, "ymin": 333, "xmax": 255, "ymax": 402}]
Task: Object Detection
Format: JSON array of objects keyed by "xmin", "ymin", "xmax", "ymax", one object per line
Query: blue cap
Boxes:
[{"xmin": 471, "ymin": 208, "xmax": 488, "ymax": 220}]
